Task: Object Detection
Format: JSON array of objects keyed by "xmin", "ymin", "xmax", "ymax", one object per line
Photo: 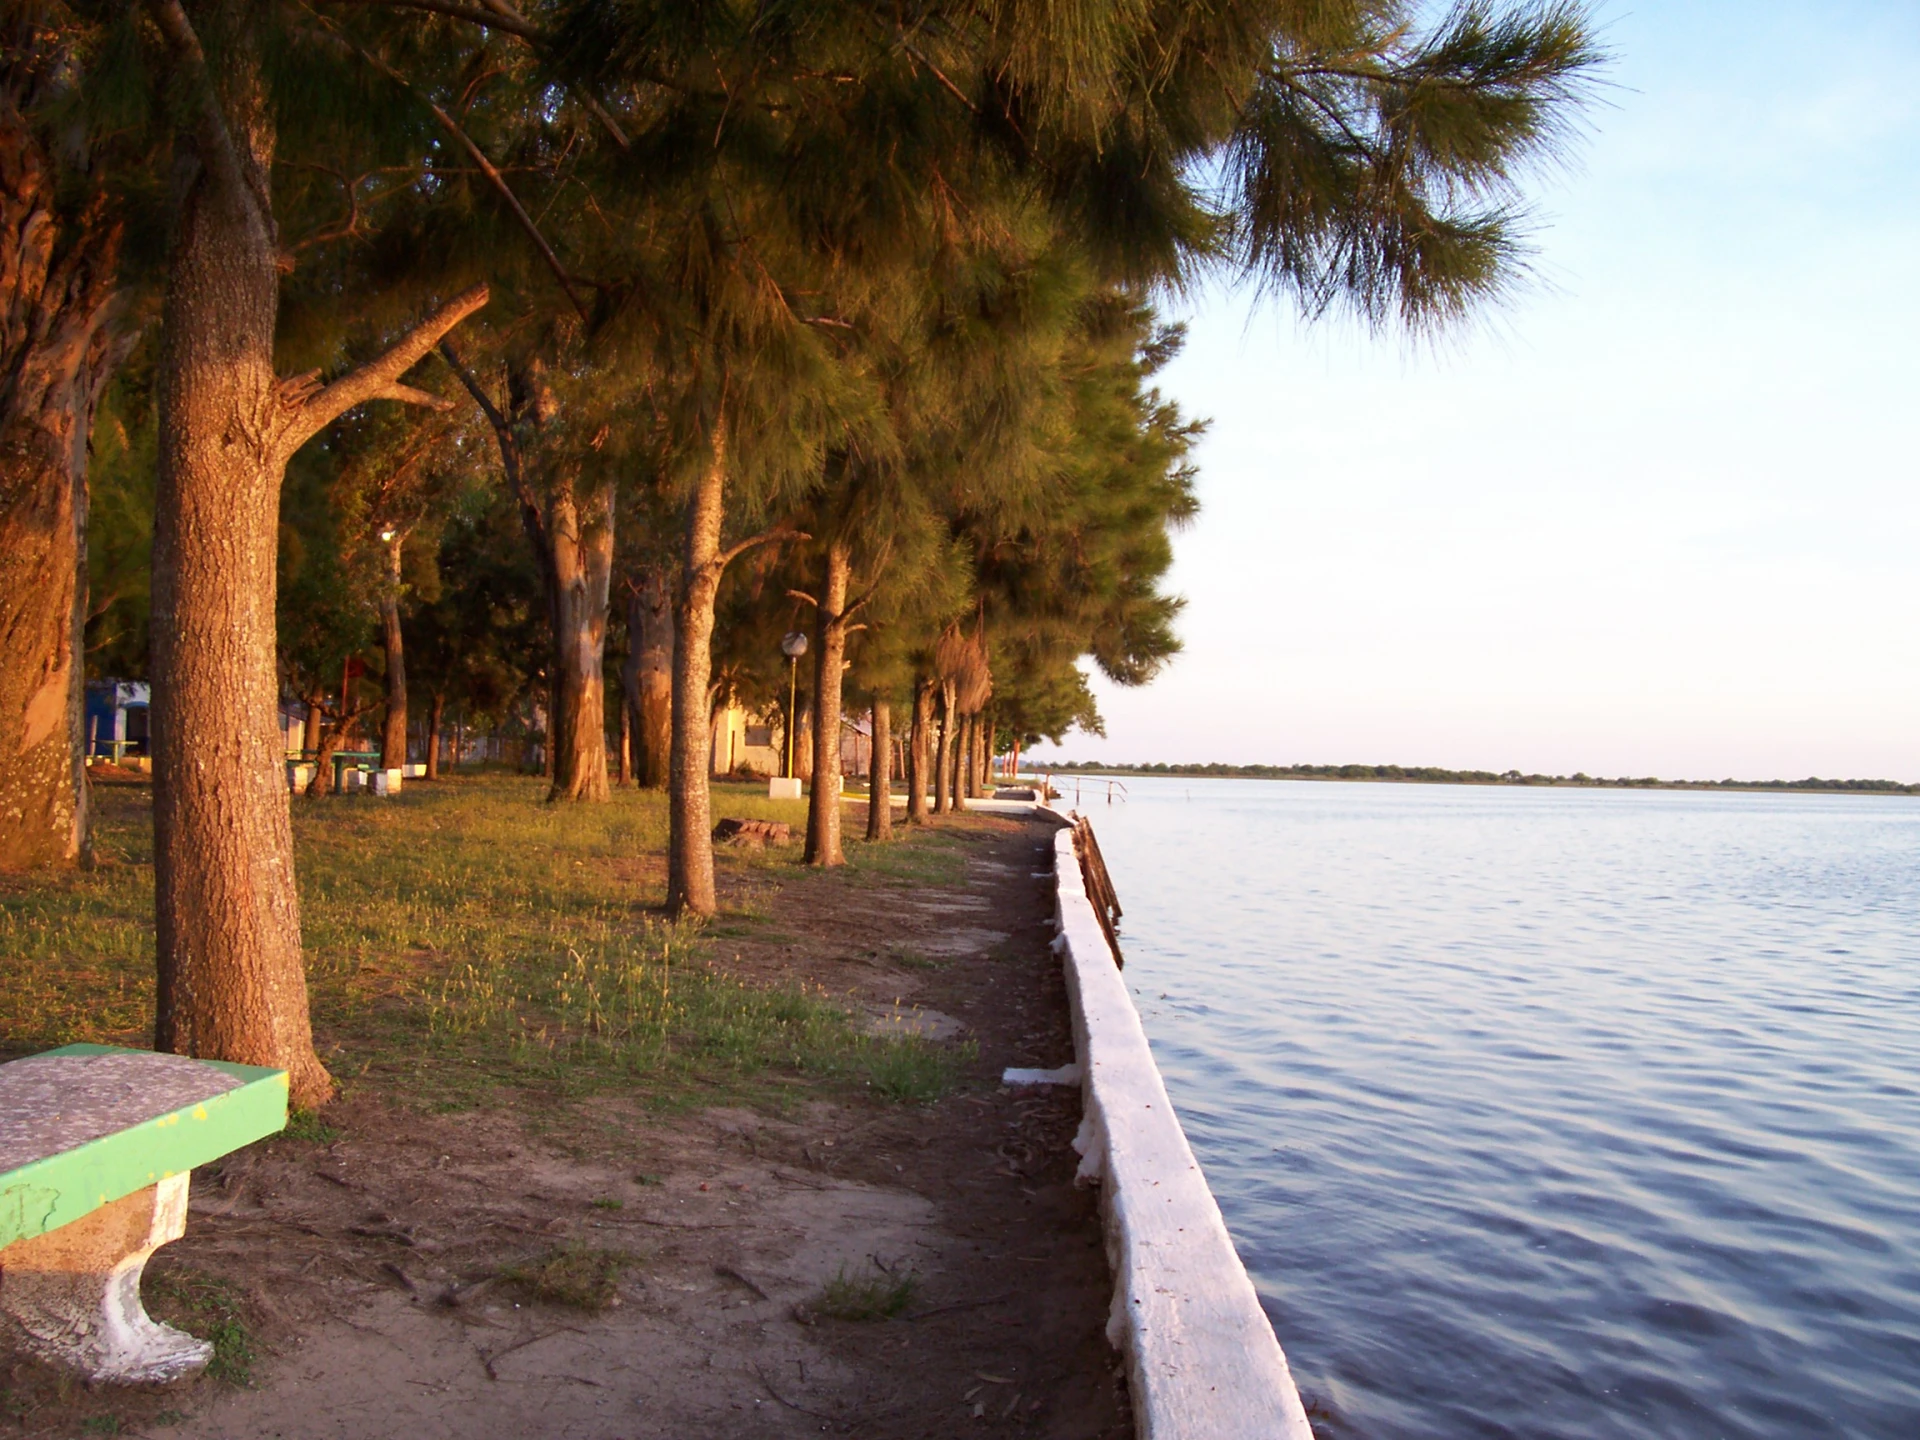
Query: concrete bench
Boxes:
[{"xmin": 0, "ymin": 1045, "xmax": 287, "ymax": 1384}]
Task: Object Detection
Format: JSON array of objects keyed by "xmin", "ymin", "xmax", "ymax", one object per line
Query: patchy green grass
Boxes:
[
  {"xmin": 864, "ymin": 1036, "xmax": 976, "ymax": 1104},
  {"xmin": 501, "ymin": 1244, "xmax": 635, "ymax": 1310},
  {"xmin": 0, "ymin": 776, "xmax": 970, "ymax": 1112},
  {"xmin": 143, "ymin": 1268, "xmax": 256, "ymax": 1385},
  {"xmin": 841, "ymin": 827, "xmax": 972, "ymax": 887},
  {"xmin": 813, "ymin": 1263, "xmax": 919, "ymax": 1321},
  {"xmin": 282, "ymin": 1108, "xmax": 343, "ymax": 1144}
]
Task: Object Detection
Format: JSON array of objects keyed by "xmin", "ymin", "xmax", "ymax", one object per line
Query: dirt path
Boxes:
[{"xmin": 3, "ymin": 812, "xmax": 1126, "ymax": 1439}]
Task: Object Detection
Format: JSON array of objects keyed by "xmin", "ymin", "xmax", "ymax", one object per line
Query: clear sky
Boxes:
[{"xmin": 1028, "ymin": 1, "xmax": 1920, "ymax": 782}]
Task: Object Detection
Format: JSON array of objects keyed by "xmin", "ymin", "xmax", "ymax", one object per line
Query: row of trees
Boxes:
[{"xmin": 0, "ymin": 0, "xmax": 1599, "ymax": 1106}]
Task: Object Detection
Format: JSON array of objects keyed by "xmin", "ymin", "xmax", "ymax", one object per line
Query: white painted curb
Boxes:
[{"xmin": 1045, "ymin": 810, "xmax": 1314, "ymax": 1440}]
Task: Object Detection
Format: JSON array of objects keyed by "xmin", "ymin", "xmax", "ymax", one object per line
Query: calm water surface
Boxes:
[{"xmin": 1069, "ymin": 777, "xmax": 1920, "ymax": 1439}]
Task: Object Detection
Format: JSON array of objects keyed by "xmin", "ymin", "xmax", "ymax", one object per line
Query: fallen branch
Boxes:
[{"xmin": 905, "ymin": 1290, "xmax": 1017, "ymax": 1323}]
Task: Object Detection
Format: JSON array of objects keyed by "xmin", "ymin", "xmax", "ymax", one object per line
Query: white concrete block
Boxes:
[
  {"xmin": 1002, "ymin": 1063, "xmax": 1081, "ymax": 1086},
  {"xmin": 767, "ymin": 777, "xmax": 802, "ymax": 800}
]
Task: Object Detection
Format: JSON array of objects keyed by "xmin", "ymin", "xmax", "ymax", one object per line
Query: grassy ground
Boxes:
[{"xmin": 0, "ymin": 771, "xmax": 971, "ymax": 1112}]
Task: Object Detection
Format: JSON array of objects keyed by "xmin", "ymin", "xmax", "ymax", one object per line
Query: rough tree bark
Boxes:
[
  {"xmin": 425, "ymin": 691, "xmax": 444, "ymax": 780},
  {"xmin": 666, "ymin": 422, "xmax": 795, "ymax": 915},
  {"xmin": 906, "ymin": 676, "xmax": 932, "ymax": 824},
  {"xmin": 622, "ymin": 565, "xmax": 672, "ymax": 788},
  {"xmin": 667, "ymin": 428, "xmax": 728, "ymax": 916},
  {"xmin": 616, "ymin": 688, "xmax": 632, "ymax": 785},
  {"xmin": 301, "ymin": 693, "xmax": 323, "ymax": 755},
  {"xmin": 378, "ymin": 531, "xmax": 406, "ymax": 771},
  {"xmin": 0, "ymin": 89, "xmax": 126, "ymax": 870},
  {"xmin": 143, "ymin": 0, "xmax": 486, "ymax": 1109},
  {"xmin": 865, "ymin": 696, "xmax": 893, "ymax": 842},
  {"xmin": 930, "ymin": 681, "xmax": 951, "ymax": 815},
  {"xmin": 794, "ymin": 700, "xmax": 813, "ymax": 781},
  {"xmin": 547, "ymin": 473, "xmax": 613, "ymax": 802},
  {"xmin": 947, "ymin": 698, "xmax": 966, "ymax": 812},
  {"xmin": 801, "ymin": 540, "xmax": 851, "ymax": 867},
  {"xmin": 438, "ymin": 346, "xmax": 610, "ymax": 803}
]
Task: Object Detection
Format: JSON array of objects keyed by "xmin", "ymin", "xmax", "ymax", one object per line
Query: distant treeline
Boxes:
[{"xmin": 1036, "ymin": 762, "xmax": 1920, "ymax": 794}]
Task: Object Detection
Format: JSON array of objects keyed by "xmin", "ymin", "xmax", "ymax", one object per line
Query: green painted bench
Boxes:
[{"xmin": 0, "ymin": 1044, "xmax": 287, "ymax": 1383}]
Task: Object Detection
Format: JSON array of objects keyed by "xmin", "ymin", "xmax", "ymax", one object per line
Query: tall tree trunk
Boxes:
[
  {"xmin": 668, "ymin": 426, "xmax": 728, "ymax": 917},
  {"xmin": 148, "ymin": 15, "xmax": 326, "ymax": 1105},
  {"xmin": 616, "ymin": 684, "xmax": 632, "ymax": 785},
  {"xmin": 625, "ymin": 565, "xmax": 672, "ymax": 788},
  {"xmin": 302, "ymin": 691, "xmax": 323, "ymax": 754},
  {"xmin": 961, "ymin": 713, "xmax": 977, "ymax": 799},
  {"xmin": 931, "ymin": 682, "xmax": 952, "ymax": 815},
  {"xmin": 142, "ymin": 0, "xmax": 485, "ymax": 1109},
  {"xmin": 946, "ymin": 695, "xmax": 965, "ymax": 812},
  {"xmin": 803, "ymin": 540, "xmax": 851, "ymax": 867},
  {"xmin": 794, "ymin": 699, "xmax": 813, "ymax": 781},
  {"xmin": 906, "ymin": 677, "xmax": 932, "ymax": 825},
  {"xmin": 547, "ymin": 475, "xmax": 613, "ymax": 802},
  {"xmin": 0, "ymin": 94, "xmax": 125, "ymax": 870},
  {"xmin": 425, "ymin": 691, "xmax": 444, "ymax": 779},
  {"xmin": 866, "ymin": 696, "xmax": 892, "ymax": 843},
  {"xmin": 378, "ymin": 533, "xmax": 406, "ymax": 772}
]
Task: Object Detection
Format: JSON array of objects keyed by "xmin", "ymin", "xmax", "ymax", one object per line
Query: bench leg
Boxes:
[{"xmin": 0, "ymin": 1174, "xmax": 213, "ymax": 1384}]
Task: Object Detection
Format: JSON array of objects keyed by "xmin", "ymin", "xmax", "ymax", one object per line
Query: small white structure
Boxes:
[
  {"xmin": 403, "ymin": 763, "xmax": 427, "ymax": 779},
  {"xmin": 286, "ymin": 762, "xmax": 316, "ymax": 792},
  {"xmin": 371, "ymin": 768, "xmax": 402, "ymax": 796},
  {"xmin": 767, "ymin": 776, "xmax": 802, "ymax": 800}
]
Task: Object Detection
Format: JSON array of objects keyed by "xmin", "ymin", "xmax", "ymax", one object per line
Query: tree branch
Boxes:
[
  {"xmin": 422, "ymin": 99, "xmax": 592, "ymax": 321},
  {"xmin": 140, "ymin": 0, "xmax": 249, "ymax": 205},
  {"xmin": 277, "ymin": 284, "xmax": 488, "ymax": 453},
  {"xmin": 372, "ymin": 382, "xmax": 454, "ymax": 409},
  {"xmin": 716, "ymin": 526, "xmax": 808, "ymax": 572},
  {"xmin": 437, "ymin": 339, "xmax": 551, "ymax": 557},
  {"xmin": 314, "ymin": 27, "xmax": 594, "ymax": 322},
  {"xmin": 843, "ymin": 542, "xmax": 893, "ymax": 618},
  {"xmin": 785, "ymin": 589, "xmax": 819, "ymax": 608},
  {"xmin": 312, "ymin": 0, "xmax": 545, "ymax": 41}
]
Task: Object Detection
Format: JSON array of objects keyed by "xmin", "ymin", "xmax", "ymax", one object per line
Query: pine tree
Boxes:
[{"xmin": 140, "ymin": 1, "xmax": 487, "ymax": 1106}]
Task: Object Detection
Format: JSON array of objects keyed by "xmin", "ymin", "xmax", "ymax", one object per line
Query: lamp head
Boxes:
[{"xmin": 780, "ymin": 631, "xmax": 809, "ymax": 659}]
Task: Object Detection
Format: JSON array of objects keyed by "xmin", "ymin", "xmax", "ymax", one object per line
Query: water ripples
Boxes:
[{"xmin": 1087, "ymin": 779, "xmax": 1920, "ymax": 1439}]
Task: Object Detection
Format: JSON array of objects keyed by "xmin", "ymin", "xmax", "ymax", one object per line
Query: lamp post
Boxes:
[{"xmin": 780, "ymin": 631, "xmax": 808, "ymax": 779}]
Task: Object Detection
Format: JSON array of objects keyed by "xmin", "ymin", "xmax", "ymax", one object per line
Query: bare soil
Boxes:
[{"xmin": 1, "ymin": 810, "xmax": 1127, "ymax": 1440}]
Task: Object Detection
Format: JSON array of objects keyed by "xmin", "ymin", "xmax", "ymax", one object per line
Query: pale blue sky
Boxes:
[{"xmin": 1029, "ymin": 1, "xmax": 1920, "ymax": 781}]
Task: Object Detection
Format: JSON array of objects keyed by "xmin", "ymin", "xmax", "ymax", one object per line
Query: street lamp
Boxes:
[{"xmin": 780, "ymin": 631, "xmax": 808, "ymax": 778}]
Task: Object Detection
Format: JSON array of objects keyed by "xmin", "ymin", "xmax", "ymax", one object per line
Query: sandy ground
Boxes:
[{"xmin": 3, "ymin": 812, "xmax": 1127, "ymax": 1439}]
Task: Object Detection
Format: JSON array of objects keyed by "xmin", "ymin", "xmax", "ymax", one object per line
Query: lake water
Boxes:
[{"xmin": 1066, "ymin": 776, "xmax": 1920, "ymax": 1440}]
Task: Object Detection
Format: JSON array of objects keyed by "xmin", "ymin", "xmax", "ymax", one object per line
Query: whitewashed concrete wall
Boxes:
[{"xmin": 1047, "ymin": 815, "xmax": 1315, "ymax": 1440}]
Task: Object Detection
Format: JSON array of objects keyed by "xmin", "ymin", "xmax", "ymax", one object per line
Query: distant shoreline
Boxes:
[{"xmin": 1032, "ymin": 762, "xmax": 1920, "ymax": 796}]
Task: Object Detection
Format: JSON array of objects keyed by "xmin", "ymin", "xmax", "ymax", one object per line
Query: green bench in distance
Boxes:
[{"xmin": 0, "ymin": 1044, "xmax": 288, "ymax": 1383}]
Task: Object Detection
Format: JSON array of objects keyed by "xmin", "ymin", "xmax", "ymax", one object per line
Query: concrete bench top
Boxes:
[{"xmin": 0, "ymin": 1044, "xmax": 288, "ymax": 1249}]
